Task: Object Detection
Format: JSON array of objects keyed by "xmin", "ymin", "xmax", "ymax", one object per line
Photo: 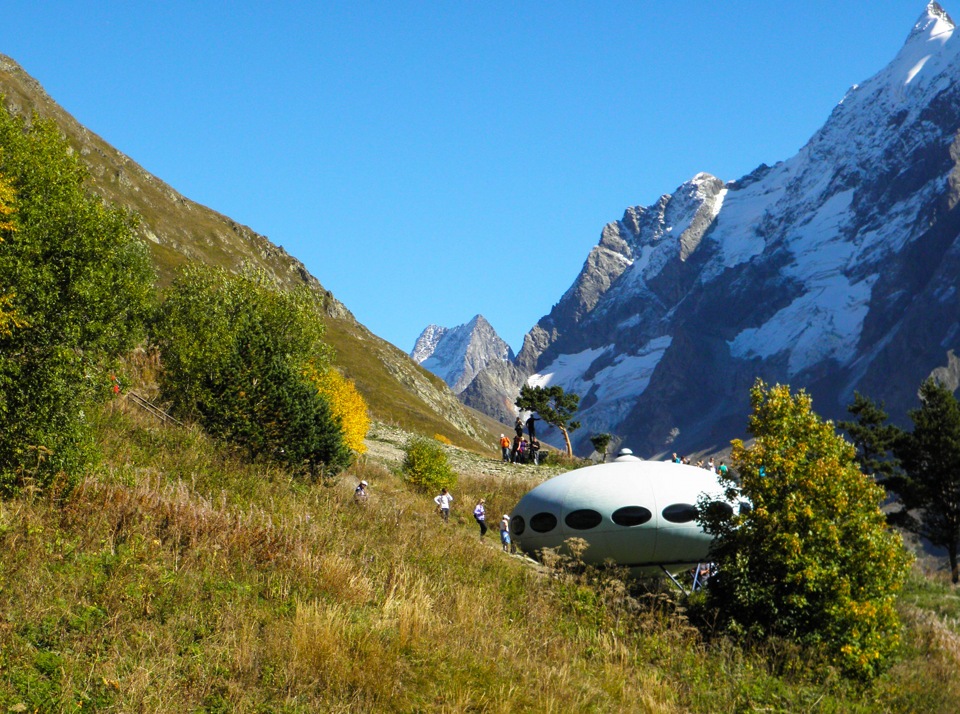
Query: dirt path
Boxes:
[{"xmin": 363, "ymin": 421, "xmax": 568, "ymax": 482}]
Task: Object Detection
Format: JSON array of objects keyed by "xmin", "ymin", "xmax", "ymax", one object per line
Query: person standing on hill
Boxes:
[
  {"xmin": 474, "ymin": 498, "xmax": 487, "ymax": 539},
  {"xmin": 499, "ymin": 434, "xmax": 511, "ymax": 462},
  {"xmin": 514, "ymin": 416, "xmax": 524, "ymax": 439},
  {"xmin": 500, "ymin": 514, "xmax": 512, "ymax": 552},
  {"xmin": 526, "ymin": 414, "xmax": 540, "ymax": 442},
  {"xmin": 434, "ymin": 488, "xmax": 453, "ymax": 524}
]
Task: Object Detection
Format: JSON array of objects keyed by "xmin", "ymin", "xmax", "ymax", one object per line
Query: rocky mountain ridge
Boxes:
[{"xmin": 417, "ymin": 2, "xmax": 960, "ymax": 457}]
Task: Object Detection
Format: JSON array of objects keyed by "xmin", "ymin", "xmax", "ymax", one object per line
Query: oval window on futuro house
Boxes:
[
  {"xmin": 511, "ymin": 515, "xmax": 526, "ymax": 536},
  {"xmin": 564, "ymin": 509, "xmax": 603, "ymax": 530},
  {"xmin": 705, "ymin": 501, "xmax": 734, "ymax": 520},
  {"xmin": 530, "ymin": 512, "xmax": 558, "ymax": 533},
  {"xmin": 611, "ymin": 505, "xmax": 653, "ymax": 527},
  {"xmin": 661, "ymin": 503, "xmax": 698, "ymax": 523}
]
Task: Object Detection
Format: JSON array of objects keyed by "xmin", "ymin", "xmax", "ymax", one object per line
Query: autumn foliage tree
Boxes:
[
  {"xmin": 304, "ymin": 364, "xmax": 370, "ymax": 455},
  {"xmin": 700, "ymin": 381, "xmax": 911, "ymax": 679}
]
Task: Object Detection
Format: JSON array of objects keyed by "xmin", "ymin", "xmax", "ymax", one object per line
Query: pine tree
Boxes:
[
  {"xmin": 891, "ymin": 377, "xmax": 960, "ymax": 584},
  {"xmin": 589, "ymin": 433, "xmax": 612, "ymax": 461},
  {"xmin": 515, "ymin": 384, "xmax": 580, "ymax": 457},
  {"xmin": 839, "ymin": 391, "xmax": 902, "ymax": 485}
]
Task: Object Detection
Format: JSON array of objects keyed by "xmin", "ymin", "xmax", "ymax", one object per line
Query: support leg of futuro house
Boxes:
[{"xmin": 660, "ymin": 565, "xmax": 688, "ymax": 596}]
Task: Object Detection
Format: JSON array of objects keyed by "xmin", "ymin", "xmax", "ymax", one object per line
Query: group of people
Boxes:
[
  {"xmin": 670, "ymin": 453, "xmax": 728, "ymax": 478},
  {"xmin": 357, "ymin": 480, "xmax": 514, "ymax": 551},
  {"xmin": 499, "ymin": 414, "xmax": 542, "ymax": 465},
  {"xmin": 436, "ymin": 491, "xmax": 512, "ymax": 551}
]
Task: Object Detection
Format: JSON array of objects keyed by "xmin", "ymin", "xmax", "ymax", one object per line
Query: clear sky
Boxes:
[{"xmin": 2, "ymin": 1, "xmax": 932, "ymax": 353}]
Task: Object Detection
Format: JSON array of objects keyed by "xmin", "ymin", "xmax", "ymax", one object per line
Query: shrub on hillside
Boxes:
[
  {"xmin": 304, "ymin": 364, "xmax": 370, "ymax": 455},
  {"xmin": 700, "ymin": 380, "xmax": 911, "ymax": 680},
  {"xmin": 402, "ymin": 437, "xmax": 456, "ymax": 493},
  {"xmin": 0, "ymin": 109, "xmax": 154, "ymax": 494},
  {"xmin": 151, "ymin": 266, "xmax": 351, "ymax": 477}
]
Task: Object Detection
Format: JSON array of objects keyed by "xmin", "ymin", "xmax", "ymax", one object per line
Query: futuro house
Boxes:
[{"xmin": 510, "ymin": 450, "xmax": 746, "ymax": 571}]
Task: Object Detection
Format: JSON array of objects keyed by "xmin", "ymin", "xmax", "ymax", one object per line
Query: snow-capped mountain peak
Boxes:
[
  {"xmin": 411, "ymin": 315, "xmax": 515, "ymax": 395},
  {"xmin": 510, "ymin": 4, "xmax": 960, "ymax": 455}
]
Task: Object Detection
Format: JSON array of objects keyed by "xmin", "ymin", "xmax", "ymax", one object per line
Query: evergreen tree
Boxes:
[
  {"xmin": 589, "ymin": 433, "xmax": 612, "ymax": 462},
  {"xmin": 701, "ymin": 380, "xmax": 911, "ymax": 679},
  {"xmin": 839, "ymin": 391, "xmax": 902, "ymax": 485},
  {"xmin": 891, "ymin": 378, "xmax": 960, "ymax": 584},
  {"xmin": 515, "ymin": 384, "xmax": 581, "ymax": 457}
]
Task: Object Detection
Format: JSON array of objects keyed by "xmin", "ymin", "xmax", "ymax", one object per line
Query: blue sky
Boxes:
[{"xmin": 3, "ymin": 1, "xmax": 931, "ymax": 353}]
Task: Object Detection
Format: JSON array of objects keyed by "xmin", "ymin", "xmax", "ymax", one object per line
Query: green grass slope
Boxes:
[{"xmin": 2, "ymin": 388, "xmax": 960, "ymax": 712}]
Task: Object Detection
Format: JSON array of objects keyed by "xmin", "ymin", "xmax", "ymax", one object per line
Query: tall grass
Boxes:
[{"xmin": 1, "ymin": 396, "xmax": 959, "ymax": 711}]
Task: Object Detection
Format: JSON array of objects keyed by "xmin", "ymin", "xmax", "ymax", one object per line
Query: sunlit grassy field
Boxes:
[{"xmin": 1, "ymin": 395, "xmax": 959, "ymax": 712}]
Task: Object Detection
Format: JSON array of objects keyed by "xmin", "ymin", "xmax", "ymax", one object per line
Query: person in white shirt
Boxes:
[{"xmin": 434, "ymin": 488, "xmax": 453, "ymax": 523}]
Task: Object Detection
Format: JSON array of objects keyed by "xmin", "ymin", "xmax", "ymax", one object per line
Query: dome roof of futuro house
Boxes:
[{"xmin": 509, "ymin": 454, "xmax": 745, "ymax": 571}]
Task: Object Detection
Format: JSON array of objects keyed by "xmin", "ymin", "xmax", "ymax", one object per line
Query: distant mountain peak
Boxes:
[{"xmin": 411, "ymin": 315, "xmax": 515, "ymax": 395}]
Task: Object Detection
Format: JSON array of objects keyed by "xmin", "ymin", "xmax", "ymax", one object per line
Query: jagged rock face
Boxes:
[
  {"xmin": 410, "ymin": 315, "xmax": 515, "ymax": 394},
  {"xmin": 458, "ymin": 357, "xmax": 527, "ymax": 425},
  {"xmin": 516, "ymin": 3, "xmax": 960, "ymax": 456}
]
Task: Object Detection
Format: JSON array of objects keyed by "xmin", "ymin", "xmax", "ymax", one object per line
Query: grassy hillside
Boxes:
[
  {"xmin": 0, "ymin": 53, "xmax": 503, "ymax": 454},
  {"xmin": 1, "ymin": 376, "xmax": 960, "ymax": 712}
]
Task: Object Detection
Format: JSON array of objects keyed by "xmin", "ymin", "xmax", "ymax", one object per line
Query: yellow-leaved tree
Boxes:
[{"xmin": 306, "ymin": 365, "xmax": 370, "ymax": 455}]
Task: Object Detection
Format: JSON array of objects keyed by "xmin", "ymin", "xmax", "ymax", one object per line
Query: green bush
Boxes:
[
  {"xmin": 401, "ymin": 437, "xmax": 456, "ymax": 493},
  {"xmin": 701, "ymin": 381, "xmax": 911, "ymax": 680},
  {"xmin": 151, "ymin": 266, "xmax": 351, "ymax": 477},
  {"xmin": 0, "ymin": 108, "xmax": 154, "ymax": 494}
]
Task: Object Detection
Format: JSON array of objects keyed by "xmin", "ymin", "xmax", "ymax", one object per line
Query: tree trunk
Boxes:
[
  {"xmin": 951, "ymin": 544, "xmax": 959, "ymax": 585},
  {"xmin": 560, "ymin": 427, "xmax": 573, "ymax": 458}
]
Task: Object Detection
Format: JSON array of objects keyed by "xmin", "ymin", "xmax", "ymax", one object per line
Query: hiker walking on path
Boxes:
[
  {"xmin": 474, "ymin": 498, "xmax": 487, "ymax": 539},
  {"xmin": 354, "ymin": 480, "xmax": 369, "ymax": 505},
  {"xmin": 434, "ymin": 488, "xmax": 453, "ymax": 524},
  {"xmin": 500, "ymin": 514, "xmax": 511, "ymax": 552}
]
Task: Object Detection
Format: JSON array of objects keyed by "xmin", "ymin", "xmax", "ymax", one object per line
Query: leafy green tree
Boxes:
[
  {"xmin": 402, "ymin": 436, "xmax": 456, "ymax": 494},
  {"xmin": 589, "ymin": 433, "xmax": 612, "ymax": 462},
  {"xmin": 839, "ymin": 391, "xmax": 902, "ymax": 485},
  {"xmin": 701, "ymin": 380, "xmax": 911, "ymax": 679},
  {"xmin": 0, "ymin": 109, "xmax": 154, "ymax": 494},
  {"xmin": 890, "ymin": 378, "xmax": 960, "ymax": 584},
  {"xmin": 151, "ymin": 265, "xmax": 350, "ymax": 476},
  {"xmin": 515, "ymin": 384, "xmax": 581, "ymax": 457}
]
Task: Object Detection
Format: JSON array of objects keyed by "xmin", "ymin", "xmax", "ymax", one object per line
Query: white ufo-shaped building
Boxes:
[{"xmin": 510, "ymin": 451, "xmax": 748, "ymax": 571}]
